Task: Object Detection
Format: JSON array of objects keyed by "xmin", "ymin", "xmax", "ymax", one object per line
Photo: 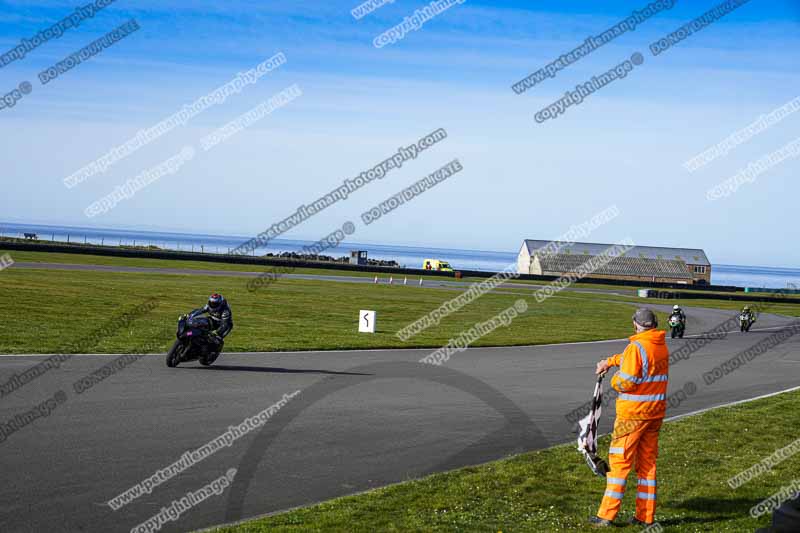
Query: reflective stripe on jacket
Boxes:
[{"xmin": 606, "ymin": 328, "xmax": 669, "ymax": 420}]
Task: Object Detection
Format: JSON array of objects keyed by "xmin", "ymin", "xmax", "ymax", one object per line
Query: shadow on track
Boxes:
[
  {"xmin": 223, "ymin": 360, "xmax": 550, "ymax": 522},
  {"xmin": 182, "ymin": 364, "xmax": 372, "ymax": 376}
]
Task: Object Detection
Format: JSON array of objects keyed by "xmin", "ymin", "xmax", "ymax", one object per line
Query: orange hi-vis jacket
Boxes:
[{"xmin": 605, "ymin": 329, "xmax": 669, "ymax": 420}]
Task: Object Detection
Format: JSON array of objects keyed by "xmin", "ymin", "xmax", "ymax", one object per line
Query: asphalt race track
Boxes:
[{"xmin": 1, "ymin": 303, "xmax": 798, "ymax": 532}]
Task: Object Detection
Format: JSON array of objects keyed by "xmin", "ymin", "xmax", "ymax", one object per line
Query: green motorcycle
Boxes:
[
  {"xmin": 739, "ymin": 312, "xmax": 755, "ymax": 332},
  {"xmin": 668, "ymin": 315, "xmax": 685, "ymax": 338}
]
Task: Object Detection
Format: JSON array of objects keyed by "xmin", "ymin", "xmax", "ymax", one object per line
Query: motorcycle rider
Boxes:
[
  {"xmin": 189, "ymin": 293, "xmax": 233, "ymax": 349},
  {"xmin": 669, "ymin": 305, "xmax": 686, "ymax": 325},
  {"xmin": 740, "ymin": 305, "xmax": 756, "ymax": 324}
]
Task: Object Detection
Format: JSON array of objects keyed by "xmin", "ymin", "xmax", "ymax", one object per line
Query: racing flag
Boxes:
[{"xmin": 577, "ymin": 374, "xmax": 609, "ymax": 478}]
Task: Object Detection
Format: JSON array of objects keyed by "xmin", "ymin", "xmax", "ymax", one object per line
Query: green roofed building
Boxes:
[{"xmin": 517, "ymin": 240, "xmax": 711, "ymax": 285}]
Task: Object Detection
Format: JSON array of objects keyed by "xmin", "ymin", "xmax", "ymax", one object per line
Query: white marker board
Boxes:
[{"xmin": 359, "ymin": 310, "xmax": 376, "ymax": 333}]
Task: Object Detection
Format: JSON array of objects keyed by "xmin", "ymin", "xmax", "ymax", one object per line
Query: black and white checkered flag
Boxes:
[{"xmin": 577, "ymin": 374, "xmax": 609, "ymax": 477}]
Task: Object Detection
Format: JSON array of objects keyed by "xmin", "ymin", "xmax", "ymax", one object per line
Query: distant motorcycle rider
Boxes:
[
  {"xmin": 669, "ymin": 305, "xmax": 686, "ymax": 324},
  {"xmin": 189, "ymin": 293, "xmax": 233, "ymax": 347},
  {"xmin": 740, "ymin": 306, "xmax": 756, "ymax": 331}
]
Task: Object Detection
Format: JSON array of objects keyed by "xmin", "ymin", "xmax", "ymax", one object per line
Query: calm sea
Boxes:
[{"xmin": 3, "ymin": 222, "xmax": 799, "ymax": 290}]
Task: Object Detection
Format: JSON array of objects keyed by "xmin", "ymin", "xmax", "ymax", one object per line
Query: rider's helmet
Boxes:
[
  {"xmin": 208, "ymin": 293, "xmax": 224, "ymax": 311},
  {"xmin": 743, "ymin": 305, "xmax": 750, "ymax": 312},
  {"xmin": 673, "ymin": 304, "xmax": 681, "ymax": 312}
]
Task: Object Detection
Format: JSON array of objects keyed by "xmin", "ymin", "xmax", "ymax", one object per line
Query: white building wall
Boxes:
[
  {"xmin": 530, "ymin": 255, "xmax": 543, "ymax": 275},
  {"xmin": 517, "ymin": 244, "xmax": 531, "ymax": 274}
]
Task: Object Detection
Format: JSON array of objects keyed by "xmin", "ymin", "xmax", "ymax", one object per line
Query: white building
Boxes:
[{"xmin": 517, "ymin": 240, "xmax": 712, "ymax": 285}]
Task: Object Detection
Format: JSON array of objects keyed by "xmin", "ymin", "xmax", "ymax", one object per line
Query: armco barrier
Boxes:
[{"xmin": 0, "ymin": 240, "xmax": 759, "ymax": 295}]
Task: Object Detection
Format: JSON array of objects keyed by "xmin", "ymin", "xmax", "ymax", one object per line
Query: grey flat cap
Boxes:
[{"xmin": 633, "ymin": 308, "xmax": 658, "ymax": 328}]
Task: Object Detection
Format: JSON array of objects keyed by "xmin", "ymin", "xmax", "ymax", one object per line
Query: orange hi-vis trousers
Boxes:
[{"xmin": 597, "ymin": 418, "xmax": 662, "ymax": 523}]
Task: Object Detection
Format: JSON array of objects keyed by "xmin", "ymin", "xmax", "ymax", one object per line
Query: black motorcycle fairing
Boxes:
[{"xmin": 168, "ymin": 313, "xmax": 222, "ymax": 367}]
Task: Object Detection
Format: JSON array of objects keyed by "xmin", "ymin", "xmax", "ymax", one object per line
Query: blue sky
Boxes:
[{"xmin": 0, "ymin": 0, "xmax": 798, "ymax": 266}]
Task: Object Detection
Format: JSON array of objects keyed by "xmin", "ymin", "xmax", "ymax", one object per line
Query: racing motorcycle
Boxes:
[
  {"xmin": 166, "ymin": 312, "xmax": 223, "ymax": 367},
  {"xmin": 668, "ymin": 315, "xmax": 685, "ymax": 339},
  {"xmin": 739, "ymin": 313, "xmax": 755, "ymax": 332}
]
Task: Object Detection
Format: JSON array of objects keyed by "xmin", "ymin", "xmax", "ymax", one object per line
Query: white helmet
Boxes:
[{"xmin": 673, "ymin": 305, "xmax": 681, "ymax": 311}]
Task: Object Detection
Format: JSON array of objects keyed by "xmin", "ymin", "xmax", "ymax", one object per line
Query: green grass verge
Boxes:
[
  {"xmin": 212, "ymin": 389, "xmax": 800, "ymax": 532},
  {"xmin": 0, "ymin": 266, "xmax": 647, "ymax": 354}
]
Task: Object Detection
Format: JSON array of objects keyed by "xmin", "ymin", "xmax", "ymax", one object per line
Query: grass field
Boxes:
[
  {"xmin": 212, "ymin": 389, "xmax": 800, "ymax": 532},
  {"xmin": 2, "ymin": 251, "xmax": 795, "ymax": 355},
  {"xmin": 0, "ymin": 265, "xmax": 653, "ymax": 354}
]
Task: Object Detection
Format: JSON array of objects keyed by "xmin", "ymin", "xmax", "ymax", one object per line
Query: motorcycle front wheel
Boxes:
[{"xmin": 166, "ymin": 340, "xmax": 184, "ymax": 367}]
